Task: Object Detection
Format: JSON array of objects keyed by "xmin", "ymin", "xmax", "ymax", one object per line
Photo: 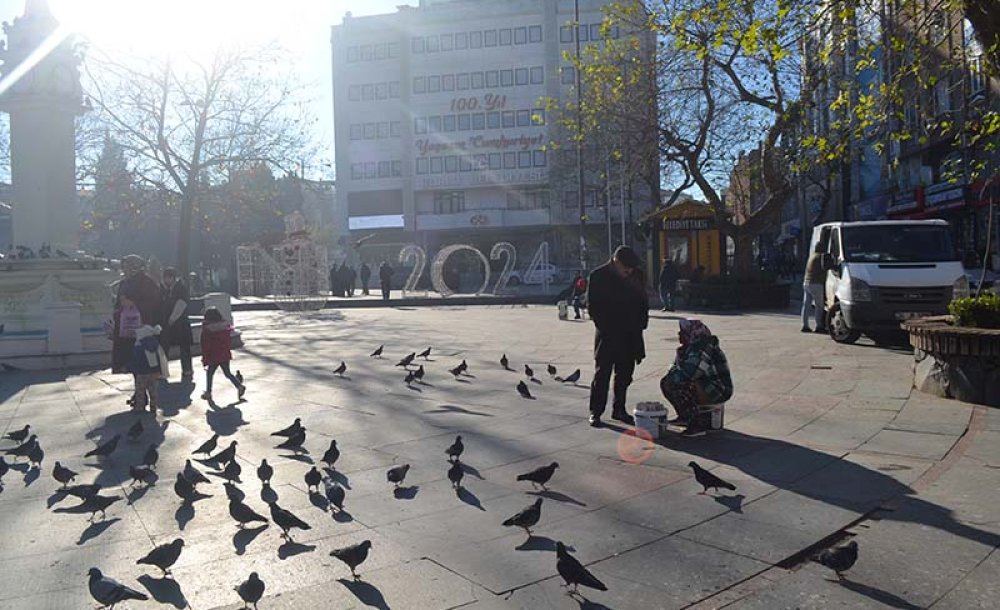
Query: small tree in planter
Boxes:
[{"xmin": 949, "ymin": 293, "xmax": 1000, "ymax": 329}]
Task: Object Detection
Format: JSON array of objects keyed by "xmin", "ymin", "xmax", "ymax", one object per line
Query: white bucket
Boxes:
[
  {"xmin": 697, "ymin": 403, "xmax": 726, "ymax": 430},
  {"xmin": 634, "ymin": 401, "xmax": 667, "ymax": 439},
  {"xmin": 557, "ymin": 300, "xmax": 569, "ymax": 320}
]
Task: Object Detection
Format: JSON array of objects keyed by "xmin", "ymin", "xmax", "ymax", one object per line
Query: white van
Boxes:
[{"xmin": 809, "ymin": 220, "xmax": 970, "ymax": 344}]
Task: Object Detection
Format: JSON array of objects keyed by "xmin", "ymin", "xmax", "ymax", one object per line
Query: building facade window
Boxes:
[{"xmin": 434, "ymin": 191, "xmax": 465, "ymax": 214}]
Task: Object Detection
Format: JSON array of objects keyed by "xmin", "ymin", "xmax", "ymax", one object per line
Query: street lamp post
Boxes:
[{"xmin": 574, "ymin": 0, "xmax": 587, "ymax": 271}]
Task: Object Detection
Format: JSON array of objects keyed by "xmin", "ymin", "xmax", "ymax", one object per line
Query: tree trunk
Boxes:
[
  {"xmin": 966, "ymin": 1, "xmax": 1000, "ymax": 75},
  {"xmin": 733, "ymin": 232, "xmax": 756, "ymax": 277},
  {"xmin": 177, "ymin": 189, "xmax": 195, "ymax": 279}
]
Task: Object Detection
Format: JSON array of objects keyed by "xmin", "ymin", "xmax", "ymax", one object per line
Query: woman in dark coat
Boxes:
[{"xmin": 112, "ymin": 255, "xmax": 161, "ymax": 374}]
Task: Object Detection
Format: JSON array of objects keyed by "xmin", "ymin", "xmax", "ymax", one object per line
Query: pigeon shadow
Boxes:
[
  {"xmin": 405, "ymin": 385, "xmax": 423, "ymax": 393},
  {"xmin": 527, "ymin": 489, "xmax": 588, "ymax": 508},
  {"xmin": 206, "ymin": 406, "xmax": 248, "ymax": 436},
  {"xmin": 174, "ymin": 503, "xmax": 195, "ymax": 530},
  {"xmin": 261, "ymin": 486, "xmax": 279, "ymax": 504},
  {"xmin": 393, "ymin": 485, "xmax": 419, "ymax": 500},
  {"xmin": 137, "ymin": 575, "xmax": 188, "ymax": 609},
  {"xmin": 425, "ymin": 404, "xmax": 494, "ymax": 418},
  {"xmin": 460, "ymin": 462, "xmax": 485, "ymax": 480},
  {"xmin": 574, "ymin": 595, "xmax": 614, "ymax": 610},
  {"xmin": 126, "ymin": 484, "xmax": 154, "ymax": 505},
  {"xmin": 46, "ymin": 489, "xmax": 71, "ymax": 508},
  {"xmin": 457, "ymin": 486, "xmax": 486, "ymax": 511},
  {"xmin": 225, "ymin": 485, "xmax": 246, "ymax": 503},
  {"xmin": 515, "ymin": 535, "xmax": 561, "ymax": 552},
  {"xmin": 339, "ymin": 579, "xmax": 389, "ymax": 610},
  {"xmin": 78, "ymin": 517, "xmax": 120, "ymax": 545},
  {"xmin": 715, "ymin": 493, "xmax": 745, "ymax": 514},
  {"xmin": 333, "ymin": 509, "xmax": 354, "ymax": 523},
  {"xmin": 529, "ymin": 378, "xmax": 543, "ymax": 385},
  {"xmin": 453, "ymin": 378, "xmax": 472, "ymax": 384},
  {"xmin": 23, "ymin": 466, "xmax": 40, "ymax": 486},
  {"xmin": 837, "ymin": 580, "xmax": 922, "ymax": 609},
  {"xmin": 280, "ymin": 452, "xmax": 314, "ymax": 464},
  {"xmin": 323, "ymin": 468, "xmax": 351, "ymax": 489},
  {"xmin": 417, "ymin": 381, "xmax": 435, "ymax": 388},
  {"xmin": 519, "ymin": 395, "xmax": 537, "ymax": 400},
  {"xmin": 309, "ymin": 491, "xmax": 329, "ymax": 511},
  {"xmin": 278, "ymin": 540, "xmax": 316, "ymax": 560},
  {"xmin": 333, "ymin": 375, "xmax": 352, "ymax": 381},
  {"xmin": 233, "ymin": 524, "xmax": 268, "ymax": 555}
]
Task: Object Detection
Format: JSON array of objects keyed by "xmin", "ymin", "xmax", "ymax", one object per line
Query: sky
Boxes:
[{"xmin": 0, "ymin": 0, "xmax": 419, "ymax": 178}]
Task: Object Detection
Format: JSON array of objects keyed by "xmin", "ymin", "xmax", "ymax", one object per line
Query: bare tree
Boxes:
[{"xmin": 83, "ymin": 43, "xmax": 316, "ymax": 276}]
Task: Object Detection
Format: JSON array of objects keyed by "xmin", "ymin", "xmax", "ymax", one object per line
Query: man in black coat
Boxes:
[
  {"xmin": 159, "ymin": 267, "xmax": 193, "ymax": 378},
  {"xmin": 586, "ymin": 246, "xmax": 648, "ymax": 427}
]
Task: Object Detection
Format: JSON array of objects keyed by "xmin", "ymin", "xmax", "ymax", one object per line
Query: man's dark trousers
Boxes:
[{"xmin": 589, "ymin": 340, "xmax": 635, "ymax": 419}]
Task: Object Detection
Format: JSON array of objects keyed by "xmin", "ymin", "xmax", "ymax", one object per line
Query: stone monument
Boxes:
[{"xmin": 0, "ymin": 0, "xmax": 117, "ymax": 368}]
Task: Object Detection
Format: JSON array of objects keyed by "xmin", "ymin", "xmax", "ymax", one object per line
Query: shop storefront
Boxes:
[{"xmin": 647, "ymin": 201, "xmax": 722, "ymax": 278}]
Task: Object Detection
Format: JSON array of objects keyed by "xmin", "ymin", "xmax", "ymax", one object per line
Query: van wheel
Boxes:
[{"xmin": 828, "ymin": 303, "xmax": 861, "ymax": 344}]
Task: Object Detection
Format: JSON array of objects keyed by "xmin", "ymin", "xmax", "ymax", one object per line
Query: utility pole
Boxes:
[{"xmin": 574, "ymin": 0, "xmax": 587, "ymax": 271}]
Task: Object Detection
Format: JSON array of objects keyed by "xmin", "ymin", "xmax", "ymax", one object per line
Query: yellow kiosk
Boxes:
[{"xmin": 648, "ymin": 201, "xmax": 722, "ymax": 276}]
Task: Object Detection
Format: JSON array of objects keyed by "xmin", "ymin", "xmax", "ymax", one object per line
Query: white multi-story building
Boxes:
[{"xmin": 331, "ymin": 0, "xmax": 657, "ymax": 268}]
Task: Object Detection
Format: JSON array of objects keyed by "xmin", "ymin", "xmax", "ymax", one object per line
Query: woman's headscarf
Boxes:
[
  {"xmin": 675, "ymin": 318, "xmax": 713, "ymax": 364},
  {"xmin": 122, "ymin": 255, "xmax": 146, "ymax": 278}
]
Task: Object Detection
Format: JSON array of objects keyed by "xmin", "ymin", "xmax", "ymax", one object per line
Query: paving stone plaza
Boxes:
[{"xmin": 1, "ymin": 306, "xmax": 999, "ymax": 609}]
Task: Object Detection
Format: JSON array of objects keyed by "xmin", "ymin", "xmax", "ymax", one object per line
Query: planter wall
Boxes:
[{"xmin": 903, "ymin": 316, "xmax": 1000, "ymax": 407}]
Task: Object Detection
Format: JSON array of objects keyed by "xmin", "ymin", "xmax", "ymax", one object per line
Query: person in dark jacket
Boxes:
[
  {"xmin": 348, "ymin": 265, "xmax": 358, "ymax": 296},
  {"xmin": 658, "ymin": 259, "xmax": 679, "ymax": 311},
  {"xmin": 360, "ymin": 262, "xmax": 372, "ymax": 296},
  {"xmin": 329, "ymin": 265, "xmax": 339, "ymax": 297},
  {"xmin": 586, "ymin": 245, "xmax": 649, "ymax": 427},
  {"xmin": 379, "ymin": 261, "xmax": 394, "ymax": 301},
  {"xmin": 112, "ymin": 255, "xmax": 161, "ymax": 374},
  {"xmin": 159, "ymin": 267, "xmax": 193, "ymax": 378}
]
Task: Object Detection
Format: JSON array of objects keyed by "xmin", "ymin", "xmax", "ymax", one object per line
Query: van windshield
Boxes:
[{"xmin": 841, "ymin": 225, "xmax": 958, "ymax": 263}]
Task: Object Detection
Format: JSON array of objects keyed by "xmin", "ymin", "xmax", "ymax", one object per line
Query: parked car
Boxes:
[{"xmin": 508, "ymin": 263, "xmax": 561, "ymax": 286}]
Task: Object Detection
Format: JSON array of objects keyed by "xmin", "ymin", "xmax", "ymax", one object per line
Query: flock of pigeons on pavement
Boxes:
[{"xmin": 0, "ymin": 345, "xmax": 858, "ymax": 609}]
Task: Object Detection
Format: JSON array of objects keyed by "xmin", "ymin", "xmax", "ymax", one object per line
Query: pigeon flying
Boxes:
[
  {"xmin": 229, "ymin": 499, "xmax": 268, "ymax": 529},
  {"xmin": 126, "ymin": 419, "xmax": 144, "ymax": 441},
  {"xmin": 268, "ymin": 501, "xmax": 311, "ymax": 540},
  {"xmin": 516, "ymin": 381, "xmax": 532, "ymax": 399},
  {"xmin": 500, "ymin": 354, "xmax": 509, "ymax": 370},
  {"xmin": 524, "ymin": 364, "xmax": 534, "ymax": 378},
  {"xmin": 271, "ymin": 419, "xmax": 303, "ymax": 438},
  {"xmin": 324, "ymin": 480, "xmax": 346, "ymax": 513},
  {"xmin": 814, "ymin": 540, "xmax": 859, "ymax": 579},
  {"xmin": 448, "ymin": 461, "xmax": 464, "ymax": 489},
  {"xmin": 321, "ymin": 440, "xmax": 340, "ymax": 469},
  {"xmin": 174, "ymin": 473, "xmax": 197, "ymax": 503},
  {"xmin": 87, "ymin": 567, "xmax": 149, "ymax": 607},
  {"xmin": 330, "ymin": 540, "xmax": 372, "ymax": 581},
  {"xmin": 276, "ymin": 429, "xmax": 306, "ymax": 453},
  {"xmin": 3, "ymin": 424, "xmax": 30, "ymax": 443},
  {"xmin": 556, "ymin": 541, "xmax": 608, "ymax": 594},
  {"xmin": 396, "ymin": 353, "xmax": 416, "ymax": 368},
  {"xmin": 193, "ymin": 433, "xmax": 219, "ymax": 456},
  {"xmin": 445, "ymin": 435, "xmax": 464, "ymax": 462},
  {"xmin": 386, "ymin": 463, "xmax": 410, "ymax": 489},
  {"xmin": 304, "ymin": 466, "xmax": 322, "ymax": 492},
  {"xmin": 502, "ymin": 498, "xmax": 543, "ymax": 535},
  {"xmin": 547, "ymin": 364, "xmax": 557, "ymax": 376},
  {"xmin": 257, "ymin": 459, "xmax": 273, "ymax": 485},
  {"xmin": 418, "ymin": 346, "xmax": 431, "ymax": 359},
  {"xmin": 517, "ymin": 462, "xmax": 559, "ymax": 490},
  {"xmin": 235, "ymin": 572, "xmax": 265, "ymax": 609},
  {"xmin": 333, "ymin": 361, "xmax": 347, "ymax": 376},
  {"xmin": 688, "ymin": 461, "xmax": 736, "ymax": 495},
  {"xmin": 136, "ymin": 538, "xmax": 184, "ymax": 576},
  {"xmin": 183, "ymin": 460, "xmax": 211, "ymax": 485},
  {"xmin": 84, "ymin": 435, "xmax": 120, "ymax": 460},
  {"xmin": 370, "ymin": 345, "xmax": 384, "ymax": 358},
  {"xmin": 53, "ymin": 462, "xmax": 78, "ymax": 488}
]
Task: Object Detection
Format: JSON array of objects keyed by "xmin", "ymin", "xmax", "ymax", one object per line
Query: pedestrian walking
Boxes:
[
  {"xmin": 129, "ymin": 325, "xmax": 168, "ymax": 415},
  {"xmin": 159, "ymin": 267, "xmax": 193, "ymax": 379},
  {"xmin": 660, "ymin": 319, "xmax": 733, "ymax": 437},
  {"xmin": 379, "ymin": 261, "xmax": 394, "ymax": 301},
  {"xmin": 200, "ymin": 307, "xmax": 246, "ymax": 404},
  {"xmin": 801, "ymin": 243, "xmax": 826, "ymax": 333},
  {"xmin": 348, "ymin": 265, "xmax": 358, "ymax": 296},
  {"xmin": 112, "ymin": 255, "xmax": 161, "ymax": 374},
  {"xmin": 658, "ymin": 258, "xmax": 679, "ymax": 311},
  {"xmin": 329, "ymin": 264, "xmax": 339, "ymax": 297},
  {"xmin": 360, "ymin": 262, "xmax": 372, "ymax": 296},
  {"xmin": 571, "ymin": 272, "xmax": 587, "ymax": 319},
  {"xmin": 586, "ymin": 246, "xmax": 648, "ymax": 428}
]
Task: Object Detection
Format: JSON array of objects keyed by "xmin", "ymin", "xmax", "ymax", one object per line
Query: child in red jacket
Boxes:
[{"xmin": 200, "ymin": 307, "xmax": 245, "ymax": 403}]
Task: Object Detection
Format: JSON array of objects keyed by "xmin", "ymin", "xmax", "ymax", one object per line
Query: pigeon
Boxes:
[
  {"xmin": 218, "ymin": 459, "xmax": 242, "ymax": 483},
  {"xmin": 333, "ymin": 361, "xmax": 347, "ymax": 376},
  {"xmin": 324, "ymin": 479, "xmax": 346, "ymax": 512},
  {"xmin": 142, "ymin": 444, "xmax": 159, "ymax": 469},
  {"xmin": 174, "ymin": 473, "xmax": 197, "ymax": 503},
  {"xmin": 547, "ymin": 364, "xmax": 557, "ymax": 377},
  {"xmin": 268, "ymin": 501, "xmax": 311, "ymax": 540},
  {"xmin": 276, "ymin": 429, "xmax": 306, "ymax": 453},
  {"xmin": 53, "ymin": 461, "xmax": 78, "ymax": 487},
  {"xmin": 183, "ymin": 460, "xmax": 211, "ymax": 485},
  {"xmin": 84, "ymin": 435, "xmax": 120, "ymax": 459},
  {"xmin": 27, "ymin": 443, "xmax": 44, "ymax": 467},
  {"xmin": 556, "ymin": 541, "xmax": 608, "ymax": 593},
  {"xmin": 271, "ymin": 419, "xmax": 303, "ymax": 438},
  {"xmin": 387, "ymin": 463, "xmax": 410, "ymax": 489},
  {"xmin": 370, "ymin": 345, "xmax": 384, "ymax": 358},
  {"xmin": 193, "ymin": 433, "xmax": 219, "ymax": 456},
  {"xmin": 516, "ymin": 381, "xmax": 532, "ymax": 399},
  {"xmin": 304, "ymin": 466, "xmax": 322, "ymax": 492},
  {"xmin": 448, "ymin": 461, "xmax": 464, "ymax": 489},
  {"xmin": 77, "ymin": 493, "xmax": 121, "ymax": 520},
  {"xmin": 87, "ymin": 568, "xmax": 149, "ymax": 607},
  {"xmin": 502, "ymin": 498, "xmax": 543, "ymax": 535},
  {"xmin": 500, "ymin": 354, "xmax": 510, "ymax": 369},
  {"xmin": 404, "ymin": 370, "xmax": 416, "ymax": 386},
  {"xmin": 257, "ymin": 459, "xmax": 273, "ymax": 486},
  {"xmin": 445, "ymin": 435, "xmax": 464, "ymax": 462},
  {"xmin": 4, "ymin": 434, "xmax": 38, "ymax": 460},
  {"xmin": 129, "ymin": 465, "xmax": 156, "ymax": 487},
  {"xmin": 224, "ymin": 482, "xmax": 245, "ymax": 503},
  {"xmin": 65, "ymin": 483, "xmax": 101, "ymax": 499},
  {"xmin": 321, "ymin": 441, "xmax": 340, "ymax": 469},
  {"xmin": 458, "ymin": 359, "xmax": 468, "ymax": 373},
  {"xmin": 524, "ymin": 364, "xmax": 534, "ymax": 378},
  {"xmin": 229, "ymin": 498, "xmax": 268, "ymax": 529},
  {"xmin": 417, "ymin": 346, "xmax": 432, "ymax": 359},
  {"xmin": 814, "ymin": 540, "xmax": 859, "ymax": 579},
  {"xmin": 235, "ymin": 572, "xmax": 265, "ymax": 610},
  {"xmin": 448, "ymin": 365, "xmax": 463, "ymax": 378},
  {"xmin": 329, "ymin": 540, "xmax": 372, "ymax": 581},
  {"xmin": 414, "ymin": 365, "xmax": 425, "ymax": 382},
  {"xmin": 235, "ymin": 370, "xmax": 244, "ymax": 385},
  {"xmin": 3, "ymin": 424, "xmax": 30, "ymax": 443},
  {"xmin": 559, "ymin": 369, "xmax": 582, "ymax": 384},
  {"xmin": 517, "ymin": 462, "xmax": 559, "ymax": 490},
  {"xmin": 396, "ymin": 353, "xmax": 416, "ymax": 368},
  {"xmin": 0, "ymin": 456, "xmax": 8, "ymax": 482},
  {"xmin": 136, "ymin": 538, "xmax": 184, "ymax": 576},
  {"xmin": 688, "ymin": 461, "xmax": 736, "ymax": 495},
  {"xmin": 127, "ymin": 419, "xmax": 144, "ymax": 441},
  {"xmin": 210, "ymin": 441, "xmax": 238, "ymax": 465}
]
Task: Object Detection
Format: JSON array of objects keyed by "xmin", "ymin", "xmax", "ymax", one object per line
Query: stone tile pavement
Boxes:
[{"xmin": 0, "ymin": 305, "xmax": 995, "ymax": 609}]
